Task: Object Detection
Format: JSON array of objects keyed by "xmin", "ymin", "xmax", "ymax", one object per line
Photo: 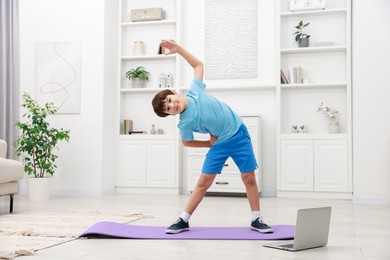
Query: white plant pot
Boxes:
[
  {"xmin": 328, "ymin": 119, "xmax": 340, "ymax": 134},
  {"xmin": 27, "ymin": 177, "xmax": 52, "ymax": 201},
  {"xmin": 132, "ymin": 78, "xmax": 146, "ymax": 88}
]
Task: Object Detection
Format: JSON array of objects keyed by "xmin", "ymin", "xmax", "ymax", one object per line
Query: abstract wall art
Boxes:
[
  {"xmin": 35, "ymin": 41, "xmax": 82, "ymax": 114},
  {"xmin": 205, "ymin": 0, "xmax": 258, "ymax": 80}
]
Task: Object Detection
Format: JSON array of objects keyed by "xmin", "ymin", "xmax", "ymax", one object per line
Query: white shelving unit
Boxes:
[
  {"xmin": 276, "ymin": 0, "xmax": 352, "ymax": 199},
  {"xmin": 116, "ymin": 0, "xmax": 182, "ymax": 194}
]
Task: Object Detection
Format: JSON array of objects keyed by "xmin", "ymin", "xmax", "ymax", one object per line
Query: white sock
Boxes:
[
  {"xmin": 180, "ymin": 212, "xmax": 191, "ymax": 223},
  {"xmin": 252, "ymin": 211, "xmax": 261, "ymax": 221}
]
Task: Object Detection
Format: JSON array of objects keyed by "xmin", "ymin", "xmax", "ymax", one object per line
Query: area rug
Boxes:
[
  {"xmin": 80, "ymin": 221, "xmax": 295, "ymax": 240},
  {"xmin": 0, "ymin": 211, "xmax": 150, "ymax": 260}
]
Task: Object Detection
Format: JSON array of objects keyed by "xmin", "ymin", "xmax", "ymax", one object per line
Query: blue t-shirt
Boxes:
[{"xmin": 178, "ymin": 78, "xmax": 242, "ymax": 144}]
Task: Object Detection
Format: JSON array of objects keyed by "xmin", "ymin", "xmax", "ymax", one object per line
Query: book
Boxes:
[
  {"xmin": 129, "ymin": 131, "xmax": 147, "ymax": 134},
  {"xmin": 288, "ymin": 66, "xmax": 303, "ymax": 84},
  {"xmin": 281, "ymin": 69, "xmax": 290, "ymax": 84}
]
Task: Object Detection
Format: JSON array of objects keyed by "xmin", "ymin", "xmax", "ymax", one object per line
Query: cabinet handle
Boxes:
[
  {"xmin": 223, "ymin": 163, "xmax": 229, "ymax": 167},
  {"xmin": 215, "ymin": 181, "xmax": 229, "ymax": 185}
]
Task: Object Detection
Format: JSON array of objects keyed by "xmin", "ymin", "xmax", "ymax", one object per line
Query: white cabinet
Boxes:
[
  {"xmin": 147, "ymin": 140, "xmax": 175, "ymax": 187},
  {"xmin": 280, "ymin": 138, "xmax": 350, "ymax": 195},
  {"xmin": 281, "ymin": 140, "xmax": 313, "ymax": 191},
  {"xmin": 276, "ymin": 0, "xmax": 352, "ymax": 199},
  {"xmin": 117, "ymin": 140, "xmax": 147, "ymax": 187},
  {"xmin": 116, "ymin": 137, "xmax": 176, "ymax": 192},
  {"xmin": 186, "ymin": 115, "xmax": 263, "ymax": 194},
  {"xmin": 314, "ymin": 140, "xmax": 348, "ymax": 192}
]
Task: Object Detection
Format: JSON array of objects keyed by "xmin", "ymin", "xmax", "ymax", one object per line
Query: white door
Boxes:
[
  {"xmin": 314, "ymin": 140, "xmax": 348, "ymax": 192},
  {"xmin": 117, "ymin": 140, "xmax": 147, "ymax": 187},
  {"xmin": 147, "ymin": 140, "xmax": 175, "ymax": 187},
  {"xmin": 280, "ymin": 140, "xmax": 314, "ymax": 191}
]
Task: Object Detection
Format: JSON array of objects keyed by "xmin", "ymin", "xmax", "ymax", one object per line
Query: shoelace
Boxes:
[
  {"xmin": 259, "ymin": 216, "xmax": 265, "ymax": 223},
  {"xmin": 253, "ymin": 216, "xmax": 265, "ymax": 224},
  {"xmin": 174, "ymin": 218, "xmax": 182, "ymax": 224}
]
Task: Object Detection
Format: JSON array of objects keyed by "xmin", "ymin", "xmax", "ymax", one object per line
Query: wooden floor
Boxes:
[{"xmin": 2, "ymin": 193, "xmax": 389, "ymax": 260}]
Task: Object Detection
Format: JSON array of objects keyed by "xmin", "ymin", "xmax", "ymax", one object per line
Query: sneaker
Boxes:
[
  {"xmin": 165, "ymin": 218, "xmax": 190, "ymax": 234},
  {"xmin": 251, "ymin": 217, "xmax": 273, "ymax": 233}
]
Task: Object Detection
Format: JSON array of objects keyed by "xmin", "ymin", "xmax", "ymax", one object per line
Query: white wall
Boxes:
[
  {"xmin": 19, "ymin": 0, "xmax": 117, "ymax": 195},
  {"xmin": 352, "ymin": 0, "xmax": 390, "ymax": 203}
]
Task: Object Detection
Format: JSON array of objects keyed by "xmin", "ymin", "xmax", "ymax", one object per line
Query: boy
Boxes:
[{"xmin": 152, "ymin": 40, "xmax": 273, "ymax": 234}]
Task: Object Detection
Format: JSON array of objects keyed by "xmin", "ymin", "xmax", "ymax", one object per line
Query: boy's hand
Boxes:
[
  {"xmin": 160, "ymin": 40, "xmax": 180, "ymax": 55},
  {"xmin": 209, "ymin": 134, "xmax": 218, "ymax": 146}
]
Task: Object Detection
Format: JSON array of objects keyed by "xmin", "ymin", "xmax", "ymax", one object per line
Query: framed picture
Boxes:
[{"xmin": 289, "ymin": 0, "xmax": 327, "ymax": 12}]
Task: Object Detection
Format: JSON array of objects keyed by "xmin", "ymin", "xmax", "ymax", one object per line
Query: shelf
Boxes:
[
  {"xmin": 279, "ymin": 133, "xmax": 348, "ymax": 140},
  {"xmin": 121, "ymin": 20, "xmax": 177, "ymax": 27},
  {"xmin": 119, "ymin": 134, "xmax": 176, "ymax": 140},
  {"xmin": 120, "ymin": 88, "xmax": 172, "ymax": 94},
  {"xmin": 121, "ymin": 54, "xmax": 176, "ymax": 62},
  {"xmin": 281, "ymin": 8, "xmax": 347, "ymax": 17},
  {"xmin": 178, "ymin": 84, "xmax": 276, "ymax": 92},
  {"xmin": 281, "ymin": 46, "xmax": 347, "ymax": 54},
  {"xmin": 280, "ymin": 83, "xmax": 347, "ymax": 89}
]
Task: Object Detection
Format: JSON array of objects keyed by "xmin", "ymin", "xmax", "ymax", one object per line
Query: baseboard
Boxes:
[
  {"xmin": 277, "ymin": 191, "xmax": 353, "ymax": 200},
  {"xmin": 115, "ymin": 187, "xmax": 179, "ymax": 194},
  {"xmin": 17, "ymin": 188, "xmax": 116, "ymax": 196},
  {"xmin": 352, "ymin": 197, "xmax": 390, "ymax": 205}
]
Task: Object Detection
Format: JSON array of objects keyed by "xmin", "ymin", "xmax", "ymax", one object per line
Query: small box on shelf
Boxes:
[{"xmin": 131, "ymin": 8, "xmax": 166, "ymax": 22}]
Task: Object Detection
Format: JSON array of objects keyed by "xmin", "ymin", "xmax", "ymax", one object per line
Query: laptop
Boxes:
[{"xmin": 263, "ymin": 207, "xmax": 332, "ymax": 251}]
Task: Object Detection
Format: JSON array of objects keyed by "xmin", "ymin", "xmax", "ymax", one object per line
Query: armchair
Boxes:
[{"xmin": 0, "ymin": 139, "xmax": 24, "ymax": 213}]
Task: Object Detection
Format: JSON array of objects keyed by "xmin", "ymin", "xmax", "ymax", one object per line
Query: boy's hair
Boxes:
[{"xmin": 152, "ymin": 89, "xmax": 175, "ymax": 117}]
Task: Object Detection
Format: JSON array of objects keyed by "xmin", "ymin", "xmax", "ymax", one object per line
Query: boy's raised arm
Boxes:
[{"xmin": 160, "ymin": 40, "xmax": 204, "ymax": 81}]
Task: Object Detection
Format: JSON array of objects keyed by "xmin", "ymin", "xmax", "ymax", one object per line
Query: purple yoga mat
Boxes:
[{"xmin": 79, "ymin": 221, "xmax": 295, "ymax": 240}]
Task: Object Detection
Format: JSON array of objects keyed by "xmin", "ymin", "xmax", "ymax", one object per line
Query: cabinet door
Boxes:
[
  {"xmin": 117, "ymin": 140, "xmax": 147, "ymax": 187},
  {"xmin": 314, "ymin": 140, "xmax": 348, "ymax": 192},
  {"xmin": 147, "ymin": 140, "xmax": 175, "ymax": 188},
  {"xmin": 280, "ymin": 140, "xmax": 313, "ymax": 191}
]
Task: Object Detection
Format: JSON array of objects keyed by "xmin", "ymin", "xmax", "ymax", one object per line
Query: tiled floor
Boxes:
[{"xmin": 1, "ymin": 193, "xmax": 390, "ymax": 259}]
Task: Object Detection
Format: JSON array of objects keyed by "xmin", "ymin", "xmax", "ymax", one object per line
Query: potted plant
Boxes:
[
  {"xmin": 125, "ymin": 66, "xmax": 150, "ymax": 88},
  {"xmin": 293, "ymin": 20, "xmax": 310, "ymax": 47},
  {"xmin": 14, "ymin": 92, "xmax": 70, "ymax": 201}
]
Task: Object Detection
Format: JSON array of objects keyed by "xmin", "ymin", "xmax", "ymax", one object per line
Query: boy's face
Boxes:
[{"xmin": 164, "ymin": 92, "xmax": 186, "ymax": 116}]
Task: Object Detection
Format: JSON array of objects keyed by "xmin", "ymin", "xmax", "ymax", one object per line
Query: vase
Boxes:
[
  {"xmin": 133, "ymin": 41, "xmax": 145, "ymax": 56},
  {"xmin": 166, "ymin": 73, "xmax": 173, "ymax": 88},
  {"xmin": 159, "ymin": 73, "xmax": 166, "ymax": 88},
  {"xmin": 150, "ymin": 124, "xmax": 156, "ymax": 135},
  {"xmin": 328, "ymin": 118, "xmax": 339, "ymax": 133}
]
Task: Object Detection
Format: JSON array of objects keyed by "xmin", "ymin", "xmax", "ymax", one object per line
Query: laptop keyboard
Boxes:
[{"xmin": 280, "ymin": 244, "xmax": 294, "ymax": 249}]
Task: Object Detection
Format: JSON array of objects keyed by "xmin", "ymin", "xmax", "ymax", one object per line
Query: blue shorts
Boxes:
[{"xmin": 202, "ymin": 124, "xmax": 258, "ymax": 174}]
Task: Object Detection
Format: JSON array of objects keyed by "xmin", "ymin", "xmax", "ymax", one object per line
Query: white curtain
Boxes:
[{"xmin": 0, "ymin": 0, "xmax": 19, "ymax": 159}]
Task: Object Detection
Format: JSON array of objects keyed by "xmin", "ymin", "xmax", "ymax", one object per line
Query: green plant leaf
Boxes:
[
  {"xmin": 125, "ymin": 66, "xmax": 150, "ymax": 80},
  {"xmin": 293, "ymin": 20, "xmax": 310, "ymax": 41}
]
